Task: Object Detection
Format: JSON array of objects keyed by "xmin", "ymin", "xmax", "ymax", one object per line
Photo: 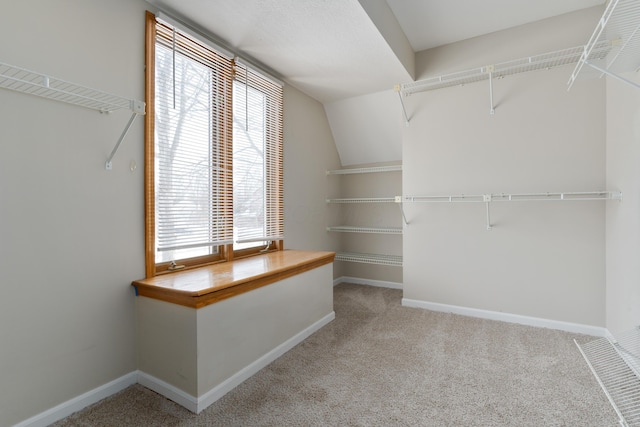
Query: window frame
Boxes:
[{"xmin": 144, "ymin": 11, "xmax": 283, "ymax": 278}]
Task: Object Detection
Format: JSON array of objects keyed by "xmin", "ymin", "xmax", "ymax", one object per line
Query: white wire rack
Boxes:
[
  {"xmin": 326, "ymin": 166, "xmax": 404, "ymax": 265},
  {"xmin": 575, "ymin": 327, "xmax": 640, "ymax": 427},
  {"xmin": 403, "ymin": 191, "xmax": 622, "ymax": 230},
  {"xmin": 334, "ymin": 252, "xmax": 403, "ymax": 267},
  {"xmin": 569, "ymin": 0, "xmax": 640, "ymax": 91},
  {"xmin": 0, "ymin": 61, "xmax": 145, "ymax": 169},
  {"xmin": 396, "ymin": 42, "xmax": 611, "ymax": 121},
  {"xmin": 326, "ymin": 165, "xmax": 402, "ymax": 175},
  {"xmin": 404, "ymin": 191, "xmax": 622, "ymax": 203},
  {"xmin": 326, "ymin": 226, "xmax": 403, "ymax": 234}
]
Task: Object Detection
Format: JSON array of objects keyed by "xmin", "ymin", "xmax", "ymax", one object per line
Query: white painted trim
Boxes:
[
  {"xmin": 334, "ymin": 276, "xmax": 402, "ymax": 289},
  {"xmin": 402, "ymin": 298, "xmax": 610, "ymax": 337},
  {"xmin": 137, "ymin": 311, "xmax": 336, "ymax": 414},
  {"xmin": 195, "ymin": 311, "xmax": 335, "ymax": 412},
  {"xmin": 137, "ymin": 371, "xmax": 198, "ymax": 413},
  {"xmin": 12, "ymin": 372, "xmax": 137, "ymax": 427}
]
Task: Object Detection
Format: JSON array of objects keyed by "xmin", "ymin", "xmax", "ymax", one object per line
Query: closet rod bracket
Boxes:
[
  {"xmin": 394, "ymin": 84, "xmax": 410, "ymax": 126},
  {"xmin": 105, "ymin": 104, "xmax": 145, "ymax": 170},
  {"xmin": 395, "ymin": 195, "xmax": 408, "ymax": 225},
  {"xmin": 486, "ymin": 65, "xmax": 496, "ymax": 116}
]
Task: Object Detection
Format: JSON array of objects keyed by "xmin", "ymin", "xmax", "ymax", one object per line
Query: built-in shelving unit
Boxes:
[
  {"xmin": 326, "ymin": 165, "xmax": 403, "ymax": 267},
  {"xmin": 0, "ymin": 61, "xmax": 145, "ymax": 170}
]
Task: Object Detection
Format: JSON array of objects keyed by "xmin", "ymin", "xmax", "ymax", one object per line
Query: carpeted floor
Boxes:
[{"xmin": 53, "ymin": 283, "xmax": 617, "ymax": 426}]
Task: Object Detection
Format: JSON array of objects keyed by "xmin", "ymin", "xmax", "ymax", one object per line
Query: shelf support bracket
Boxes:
[
  {"xmin": 105, "ymin": 100, "xmax": 145, "ymax": 170},
  {"xmin": 395, "ymin": 196, "xmax": 408, "ymax": 225},
  {"xmin": 395, "ymin": 84, "xmax": 410, "ymax": 126},
  {"xmin": 486, "ymin": 66, "xmax": 496, "ymax": 115},
  {"xmin": 484, "ymin": 194, "xmax": 493, "ymax": 230}
]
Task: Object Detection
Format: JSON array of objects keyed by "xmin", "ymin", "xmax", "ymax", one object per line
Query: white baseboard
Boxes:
[
  {"xmin": 402, "ymin": 298, "xmax": 610, "ymax": 337},
  {"xmin": 13, "ymin": 372, "xmax": 137, "ymax": 427},
  {"xmin": 137, "ymin": 371, "xmax": 198, "ymax": 413},
  {"xmin": 139, "ymin": 311, "xmax": 336, "ymax": 414},
  {"xmin": 334, "ymin": 276, "xmax": 402, "ymax": 289},
  {"xmin": 15, "ymin": 312, "xmax": 336, "ymax": 425}
]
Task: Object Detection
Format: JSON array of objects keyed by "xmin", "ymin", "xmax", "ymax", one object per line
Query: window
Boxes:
[{"xmin": 144, "ymin": 12, "xmax": 283, "ymax": 276}]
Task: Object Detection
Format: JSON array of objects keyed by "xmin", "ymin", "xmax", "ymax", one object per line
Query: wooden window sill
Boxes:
[{"xmin": 132, "ymin": 250, "xmax": 335, "ymax": 308}]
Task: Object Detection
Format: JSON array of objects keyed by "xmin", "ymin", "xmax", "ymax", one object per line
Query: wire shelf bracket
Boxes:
[
  {"xmin": 0, "ymin": 61, "xmax": 146, "ymax": 170},
  {"xmin": 568, "ymin": 0, "xmax": 640, "ymax": 92}
]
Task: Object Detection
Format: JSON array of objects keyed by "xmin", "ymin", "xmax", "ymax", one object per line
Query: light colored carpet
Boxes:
[{"xmin": 53, "ymin": 283, "xmax": 617, "ymax": 426}]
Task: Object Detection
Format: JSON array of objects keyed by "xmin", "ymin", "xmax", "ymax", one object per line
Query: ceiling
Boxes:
[
  {"xmin": 386, "ymin": 0, "xmax": 604, "ymax": 52},
  {"xmin": 145, "ymin": 0, "xmax": 604, "ymax": 103}
]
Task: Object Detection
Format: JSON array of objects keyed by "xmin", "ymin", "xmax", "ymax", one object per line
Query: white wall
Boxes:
[
  {"xmin": 0, "ymin": 1, "xmax": 147, "ymax": 425},
  {"xmin": 605, "ymin": 72, "xmax": 640, "ymax": 335},
  {"xmin": 283, "ymin": 85, "xmax": 342, "ymax": 277},
  {"xmin": 324, "ymin": 90, "xmax": 403, "ymax": 166},
  {"xmin": 402, "ymin": 7, "xmax": 607, "ymax": 326},
  {"xmin": 0, "ymin": 2, "xmax": 342, "ymax": 425}
]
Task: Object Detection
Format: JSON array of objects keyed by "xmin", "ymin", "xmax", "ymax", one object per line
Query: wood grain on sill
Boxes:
[{"xmin": 132, "ymin": 250, "xmax": 335, "ymax": 308}]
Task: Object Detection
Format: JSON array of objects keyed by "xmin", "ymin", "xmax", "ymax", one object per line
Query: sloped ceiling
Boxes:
[{"xmin": 144, "ymin": 0, "xmax": 605, "ymax": 166}]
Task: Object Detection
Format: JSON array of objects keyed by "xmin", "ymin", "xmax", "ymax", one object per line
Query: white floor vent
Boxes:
[{"xmin": 575, "ymin": 327, "xmax": 640, "ymax": 427}]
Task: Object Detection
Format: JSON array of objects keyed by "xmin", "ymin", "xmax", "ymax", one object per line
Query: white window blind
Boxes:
[
  {"xmin": 233, "ymin": 64, "xmax": 283, "ymax": 250},
  {"xmin": 154, "ymin": 22, "xmax": 234, "ymax": 263},
  {"xmin": 149, "ymin": 15, "xmax": 283, "ymax": 269}
]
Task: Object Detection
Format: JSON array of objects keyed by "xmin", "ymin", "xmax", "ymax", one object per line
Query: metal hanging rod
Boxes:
[
  {"xmin": 326, "ymin": 165, "xmax": 402, "ymax": 175},
  {"xmin": 403, "ymin": 191, "xmax": 622, "ymax": 230},
  {"xmin": 568, "ymin": 0, "xmax": 640, "ymax": 92},
  {"xmin": 0, "ymin": 61, "xmax": 145, "ymax": 170},
  {"xmin": 404, "ymin": 191, "xmax": 622, "ymax": 203}
]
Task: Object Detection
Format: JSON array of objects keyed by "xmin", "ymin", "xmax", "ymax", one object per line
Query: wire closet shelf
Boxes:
[
  {"xmin": 326, "ymin": 165, "xmax": 402, "ymax": 175},
  {"xmin": 568, "ymin": 0, "xmax": 640, "ymax": 91},
  {"xmin": 0, "ymin": 61, "xmax": 145, "ymax": 169},
  {"xmin": 403, "ymin": 191, "xmax": 622, "ymax": 203},
  {"xmin": 326, "ymin": 226, "xmax": 403, "ymax": 234},
  {"xmin": 575, "ymin": 327, "xmax": 640, "ymax": 427},
  {"xmin": 395, "ymin": 41, "xmax": 611, "ymax": 121},
  {"xmin": 334, "ymin": 252, "xmax": 403, "ymax": 267},
  {"xmin": 402, "ymin": 191, "xmax": 621, "ymax": 231}
]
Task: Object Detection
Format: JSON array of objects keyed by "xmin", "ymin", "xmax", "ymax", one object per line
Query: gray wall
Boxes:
[
  {"xmin": 0, "ymin": 2, "xmax": 146, "ymax": 425},
  {"xmin": 283, "ymin": 85, "xmax": 342, "ymax": 261},
  {"xmin": 402, "ymin": 7, "xmax": 607, "ymax": 326},
  {"xmin": 0, "ymin": 1, "xmax": 341, "ymax": 425},
  {"xmin": 605, "ymin": 72, "xmax": 640, "ymax": 335}
]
